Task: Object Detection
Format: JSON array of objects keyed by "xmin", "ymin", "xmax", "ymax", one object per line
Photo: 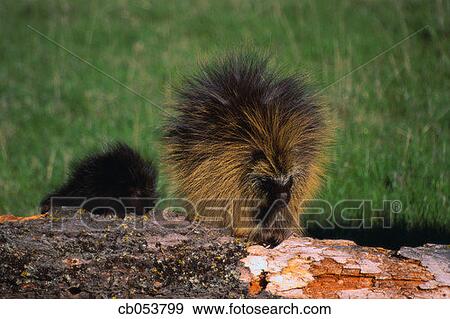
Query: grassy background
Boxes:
[{"xmin": 1, "ymin": 0, "xmax": 449, "ymax": 247}]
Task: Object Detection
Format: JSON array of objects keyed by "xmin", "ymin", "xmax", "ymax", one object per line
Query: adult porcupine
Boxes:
[
  {"xmin": 164, "ymin": 54, "xmax": 331, "ymax": 245},
  {"xmin": 40, "ymin": 143, "xmax": 158, "ymax": 216}
]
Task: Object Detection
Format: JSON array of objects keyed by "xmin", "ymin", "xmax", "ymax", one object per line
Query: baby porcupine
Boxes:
[
  {"xmin": 40, "ymin": 143, "xmax": 158, "ymax": 216},
  {"xmin": 164, "ymin": 54, "xmax": 331, "ymax": 245}
]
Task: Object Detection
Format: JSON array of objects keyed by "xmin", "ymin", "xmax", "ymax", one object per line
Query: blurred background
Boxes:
[{"xmin": 1, "ymin": 0, "xmax": 448, "ymax": 248}]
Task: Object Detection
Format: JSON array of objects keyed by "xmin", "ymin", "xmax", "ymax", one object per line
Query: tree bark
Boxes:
[
  {"xmin": 0, "ymin": 212, "xmax": 448, "ymax": 298},
  {"xmin": 241, "ymin": 236, "xmax": 449, "ymax": 298}
]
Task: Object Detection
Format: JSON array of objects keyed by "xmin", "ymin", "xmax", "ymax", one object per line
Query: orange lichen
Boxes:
[{"xmin": 0, "ymin": 214, "xmax": 46, "ymax": 223}]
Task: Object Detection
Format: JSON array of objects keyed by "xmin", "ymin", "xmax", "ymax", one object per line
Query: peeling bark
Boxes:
[
  {"xmin": 0, "ymin": 213, "xmax": 449, "ymax": 298},
  {"xmin": 240, "ymin": 236, "xmax": 450, "ymax": 298}
]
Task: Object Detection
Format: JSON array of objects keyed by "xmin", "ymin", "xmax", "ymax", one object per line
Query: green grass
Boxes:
[{"xmin": 1, "ymin": 0, "xmax": 449, "ymax": 245}]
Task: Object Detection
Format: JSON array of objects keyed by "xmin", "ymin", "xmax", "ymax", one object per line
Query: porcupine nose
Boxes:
[
  {"xmin": 262, "ymin": 175, "xmax": 293, "ymax": 205},
  {"xmin": 275, "ymin": 177, "xmax": 292, "ymax": 203},
  {"xmin": 277, "ymin": 191, "xmax": 290, "ymax": 202}
]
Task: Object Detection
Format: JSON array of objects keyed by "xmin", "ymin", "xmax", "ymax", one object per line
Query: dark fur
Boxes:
[
  {"xmin": 40, "ymin": 143, "xmax": 158, "ymax": 216},
  {"xmin": 167, "ymin": 55, "xmax": 322, "ymax": 150},
  {"xmin": 165, "ymin": 53, "xmax": 330, "ymax": 245}
]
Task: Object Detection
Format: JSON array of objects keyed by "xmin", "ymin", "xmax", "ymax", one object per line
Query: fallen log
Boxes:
[
  {"xmin": 0, "ymin": 212, "xmax": 448, "ymax": 298},
  {"xmin": 241, "ymin": 236, "xmax": 450, "ymax": 298}
]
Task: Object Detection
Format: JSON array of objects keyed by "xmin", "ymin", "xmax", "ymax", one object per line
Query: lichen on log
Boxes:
[
  {"xmin": 0, "ymin": 212, "xmax": 449, "ymax": 298},
  {"xmin": 0, "ymin": 211, "xmax": 248, "ymax": 298}
]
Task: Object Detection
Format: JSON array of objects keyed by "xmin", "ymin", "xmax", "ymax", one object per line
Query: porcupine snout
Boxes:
[{"xmin": 258, "ymin": 175, "xmax": 293, "ymax": 208}]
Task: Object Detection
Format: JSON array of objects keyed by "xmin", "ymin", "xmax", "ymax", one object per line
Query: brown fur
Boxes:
[{"xmin": 164, "ymin": 53, "xmax": 332, "ymax": 245}]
